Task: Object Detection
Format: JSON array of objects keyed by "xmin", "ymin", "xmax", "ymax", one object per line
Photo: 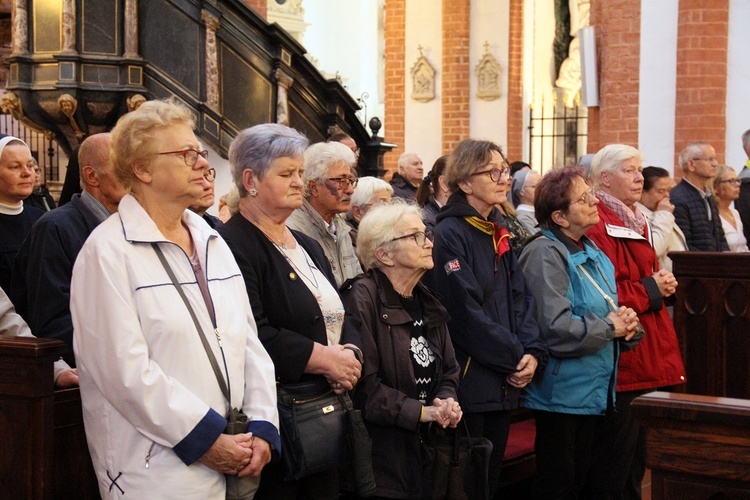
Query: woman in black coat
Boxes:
[
  {"xmin": 218, "ymin": 123, "xmax": 363, "ymax": 499},
  {"xmin": 340, "ymin": 201, "xmax": 462, "ymax": 499}
]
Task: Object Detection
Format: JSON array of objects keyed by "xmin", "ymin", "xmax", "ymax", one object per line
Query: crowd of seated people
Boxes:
[{"xmin": 5, "ymin": 101, "xmax": 750, "ymax": 498}]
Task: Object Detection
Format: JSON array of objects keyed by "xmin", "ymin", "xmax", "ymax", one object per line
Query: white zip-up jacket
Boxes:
[{"xmin": 71, "ymin": 195, "xmax": 279, "ymax": 498}]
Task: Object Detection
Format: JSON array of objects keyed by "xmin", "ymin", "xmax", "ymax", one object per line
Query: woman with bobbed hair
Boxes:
[
  {"xmin": 709, "ymin": 164, "xmax": 749, "ymax": 252},
  {"xmin": 416, "ymin": 155, "xmax": 451, "ymax": 232},
  {"xmin": 340, "ymin": 201, "xmax": 462, "ymax": 499},
  {"xmin": 217, "ymin": 123, "xmax": 363, "ymax": 499},
  {"xmin": 345, "ymin": 176, "xmax": 393, "ymax": 246},
  {"xmin": 70, "ymin": 98, "xmax": 279, "ymax": 498},
  {"xmin": 428, "ymin": 138, "xmax": 547, "ymax": 497},
  {"xmin": 518, "ymin": 166, "xmax": 641, "ymax": 499},
  {"xmin": 586, "ymin": 143, "xmax": 685, "ymax": 498}
]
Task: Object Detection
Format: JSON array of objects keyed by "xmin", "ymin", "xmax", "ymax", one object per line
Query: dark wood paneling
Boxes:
[
  {"xmin": 82, "ymin": 0, "xmax": 119, "ymax": 54},
  {"xmin": 140, "ymin": 0, "xmax": 201, "ymax": 97},
  {"xmin": 671, "ymin": 251, "xmax": 750, "ymax": 399},
  {"xmin": 633, "ymin": 391, "xmax": 750, "ymax": 498},
  {"xmin": 220, "ymin": 43, "xmax": 272, "ymax": 128}
]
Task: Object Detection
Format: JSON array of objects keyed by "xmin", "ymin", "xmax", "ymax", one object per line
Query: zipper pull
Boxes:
[
  {"xmin": 215, "ymin": 328, "xmax": 222, "ymax": 347},
  {"xmin": 145, "ymin": 442, "xmax": 155, "ymax": 469}
]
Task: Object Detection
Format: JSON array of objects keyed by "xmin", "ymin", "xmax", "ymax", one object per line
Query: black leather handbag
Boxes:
[
  {"xmin": 276, "ymin": 379, "xmax": 349, "ymax": 480},
  {"xmin": 423, "ymin": 422, "xmax": 493, "ymax": 500}
]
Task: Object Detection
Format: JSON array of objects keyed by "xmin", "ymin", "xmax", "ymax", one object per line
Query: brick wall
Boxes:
[
  {"xmin": 242, "ymin": 0, "xmax": 267, "ymax": 19},
  {"xmin": 383, "ymin": 0, "xmax": 406, "ymax": 176},
  {"xmin": 506, "ymin": 0, "xmax": 524, "ymax": 161},
  {"xmin": 673, "ymin": 0, "xmax": 728, "ymax": 174},
  {"xmin": 441, "ymin": 0, "xmax": 470, "ymax": 155},
  {"xmin": 587, "ymin": 0, "xmax": 641, "ymax": 153}
]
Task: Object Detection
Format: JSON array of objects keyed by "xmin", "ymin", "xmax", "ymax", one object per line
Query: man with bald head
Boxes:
[
  {"xmin": 11, "ymin": 133, "xmax": 126, "ymax": 367},
  {"xmin": 390, "ymin": 152, "xmax": 424, "ymax": 200}
]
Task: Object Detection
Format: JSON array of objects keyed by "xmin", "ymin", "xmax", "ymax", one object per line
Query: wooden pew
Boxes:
[
  {"xmin": 670, "ymin": 251, "xmax": 750, "ymax": 399},
  {"xmin": 0, "ymin": 337, "xmax": 97, "ymax": 499},
  {"xmin": 632, "ymin": 391, "xmax": 750, "ymax": 498}
]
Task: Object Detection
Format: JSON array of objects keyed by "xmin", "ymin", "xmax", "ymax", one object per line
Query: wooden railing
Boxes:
[
  {"xmin": 670, "ymin": 251, "xmax": 750, "ymax": 399},
  {"xmin": 633, "ymin": 391, "xmax": 750, "ymax": 498},
  {"xmin": 0, "ymin": 337, "xmax": 97, "ymax": 499}
]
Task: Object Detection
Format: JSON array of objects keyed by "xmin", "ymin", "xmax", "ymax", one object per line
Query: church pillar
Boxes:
[{"xmin": 673, "ymin": 0, "xmax": 729, "ymax": 177}]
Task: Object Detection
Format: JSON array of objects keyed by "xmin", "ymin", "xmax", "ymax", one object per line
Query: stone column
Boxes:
[
  {"xmin": 61, "ymin": 0, "xmax": 76, "ymax": 53},
  {"xmin": 11, "ymin": 0, "xmax": 29, "ymax": 55},
  {"xmin": 124, "ymin": 0, "xmax": 139, "ymax": 58},
  {"xmin": 202, "ymin": 11, "xmax": 220, "ymax": 112},
  {"xmin": 275, "ymin": 68, "xmax": 294, "ymax": 126}
]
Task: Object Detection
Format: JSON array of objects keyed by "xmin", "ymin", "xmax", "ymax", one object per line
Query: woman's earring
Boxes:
[{"xmin": 249, "ymin": 187, "xmax": 258, "ymax": 197}]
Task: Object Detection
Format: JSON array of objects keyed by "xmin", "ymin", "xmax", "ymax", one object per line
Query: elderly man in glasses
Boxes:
[
  {"xmin": 11, "ymin": 133, "xmax": 125, "ymax": 373},
  {"xmin": 670, "ymin": 142, "xmax": 729, "ymax": 251},
  {"xmin": 188, "ymin": 166, "xmax": 222, "ymax": 229},
  {"xmin": 287, "ymin": 141, "xmax": 363, "ymax": 286}
]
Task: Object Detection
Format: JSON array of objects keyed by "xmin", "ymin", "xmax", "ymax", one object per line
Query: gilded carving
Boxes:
[
  {"xmin": 475, "ymin": 42, "xmax": 502, "ymax": 101},
  {"xmin": 58, "ymin": 94, "xmax": 85, "ymax": 140},
  {"xmin": 126, "ymin": 94, "xmax": 147, "ymax": 112},
  {"xmin": 409, "ymin": 45, "xmax": 436, "ymax": 103},
  {"xmin": 1, "ymin": 91, "xmax": 50, "ymax": 136}
]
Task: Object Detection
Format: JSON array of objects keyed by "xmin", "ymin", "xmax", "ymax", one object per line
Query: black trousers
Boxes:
[
  {"xmin": 254, "ymin": 461, "xmax": 339, "ymax": 500},
  {"xmin": 584, "ymin": 389, "xmax": 649, "ymax": 500},
  {"xmin": 463, "ymin": 410, "xmax": 513, "ymax": 499},
  {"xmin": 531, "ymin": 410, "xmax": 598, "ymax": 500}
]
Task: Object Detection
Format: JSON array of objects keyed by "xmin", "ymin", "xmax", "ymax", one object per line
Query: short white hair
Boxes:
[
  {"xmin": 348, "ymin": 177, "xmax": 393, "ymax": 216},
  {"xmin": 303, "ymin": 141, "xmax": 356, "ymax": 197},
  {"xmin": 356, "ymin": 200, "xmax": 423, "ymax": 271},
  {"xmin": 678, "ymin": 142, "xmax": 711, "ymax": 172},
  {"xmin": 591, "ymin": 144, "xmax": 643, "ymax": 189}
]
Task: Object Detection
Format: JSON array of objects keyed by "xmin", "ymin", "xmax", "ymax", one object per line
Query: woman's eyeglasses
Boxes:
[
  {"xmin": 389, "ymin": 231, "xmax": 434, "ymax": 247},
  {"xmin": 571, "ymin": 187, "xmax": 597, "ymax": 205},
  {"xmin": 718, "ymin": 179, "xmax": 741, "ymax": 186},
  {"xmin": 157, "ymin": 149, "xmax": 209, "ymax": 167},
  {"xmin": 470, "ymin": 167, "xmax": 510, "ymax": 183}
]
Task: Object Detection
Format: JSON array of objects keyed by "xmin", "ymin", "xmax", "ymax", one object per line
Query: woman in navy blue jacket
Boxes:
[{"xmin": 428, "ymin": 139, "xmax": 547, "ymax": 497}]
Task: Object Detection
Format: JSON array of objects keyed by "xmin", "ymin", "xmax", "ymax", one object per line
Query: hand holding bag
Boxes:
[{"xmin": 423, "ymin": 421, "xmax": 493, "ymax": 500}]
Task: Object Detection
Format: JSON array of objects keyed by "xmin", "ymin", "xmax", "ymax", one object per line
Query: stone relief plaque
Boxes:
[{"xmin": 410, "ymin": 45, "xmax": 436, "ymax": 103}]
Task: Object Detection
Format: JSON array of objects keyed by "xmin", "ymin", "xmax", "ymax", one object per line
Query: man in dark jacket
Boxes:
[
  {"xmin": 736, "ymin": 129, "xmax": 750, "ymax": 241},
  {"xmin": 671, "ymin": 142, "xmax": 729, "ymax": 251},
  {"xmin": 390, "ymin": 152, "xmax": 423, "ymax": 200},
  {"xmin": 11, "ymin": 133, "xmax": 125, "ymax": 367}
]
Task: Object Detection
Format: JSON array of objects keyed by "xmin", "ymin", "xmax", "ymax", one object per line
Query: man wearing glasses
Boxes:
[
  {"xmin": 11, "ymin": 133, "xmax": 126, "ymax": 372},
  {"xmin": 670, "ymin": 142, "xmax": 729, "ymax": 251},
  {"xmin": 188, "ymin": 167, "xmax": 222, "ymax": 229},
  {"xmin": 287, "ymin": 141, "xmax": 363, "ymax": 286}
]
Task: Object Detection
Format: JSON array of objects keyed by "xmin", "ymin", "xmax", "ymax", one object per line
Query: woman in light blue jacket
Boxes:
[{"xmin": 518, "ymin": 166, "xmax": 641, "ymax": 500}]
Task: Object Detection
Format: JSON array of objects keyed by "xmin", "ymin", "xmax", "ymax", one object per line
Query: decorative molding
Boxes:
[
  {"xmin": 1, "ymin": 91, "xmax": 51, "ymax": 138},
  {"xmin": 268, "ymin": 0, "xmax": 304, "ymax": 17},
  {"xmin": 202, "ymin": 10, "xmax": 221, "ymax": 112},
  {"xmin": 275, "ymin": 68, "xmax": 294, "ymax": 126},
  {"xmin": 409, "ymin": 45, "xmax": 436, "ymax": 103},
  {"xmin": 475, "ymin": 42, "xmax": 502, "ymax": 101},
  {"xmin": 267, "ymin": 0, "xmax": 308, "ymax": 42}
]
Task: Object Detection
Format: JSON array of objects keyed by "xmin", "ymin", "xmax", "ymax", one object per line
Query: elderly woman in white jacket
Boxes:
[{"xmin": 71, "ymin": 99, "xmax": 279, "ymax": 498}]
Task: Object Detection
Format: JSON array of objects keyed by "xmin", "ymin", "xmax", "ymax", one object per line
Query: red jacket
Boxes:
[{"xmin": 587, "ymin": 203, "xmax": 686, "ymax": 392}]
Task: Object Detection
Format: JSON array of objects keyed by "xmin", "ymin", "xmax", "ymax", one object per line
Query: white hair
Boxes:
[
  {"xmin": 302, "ymin": 141, "xmax": 356, "ymax": 197},
  {"xmin": 348, "ymin": 177, "xmax": 393, "ymax": 217},
  {"xmin": 591, "ymin": 144, "xmax": 643, "ymax": 189}
]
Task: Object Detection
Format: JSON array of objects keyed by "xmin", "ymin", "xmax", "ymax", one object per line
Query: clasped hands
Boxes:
[
  {"xmin": 608, "ymin": 305, "xmax": 640, "ymax": 341},
  {"xmin": 199, "ymin": 432, "xmax": 271, "ymax": 477},
  {"xmin": 505, "ymin": 353, "xmax": 538, "ymax": 389},
  {"xmin": 653, "ymin": 268, "xmax": 678, "ymax": 298},
  {"xmin": 420, "ymin": 397, "xmax": 462, "ymax": 428}
]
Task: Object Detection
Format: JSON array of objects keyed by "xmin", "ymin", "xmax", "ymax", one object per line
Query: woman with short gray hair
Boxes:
[
  {"xmin": 218, "ymin": 123, "xmax": 363, "ymax": 499},
  {"xmin": 345, "ymin": 176, "xmax": 393, "ymax": 247},
  {"xmin": 340, "ymin": 201, "xmax": 462, "ymax": 498}
]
